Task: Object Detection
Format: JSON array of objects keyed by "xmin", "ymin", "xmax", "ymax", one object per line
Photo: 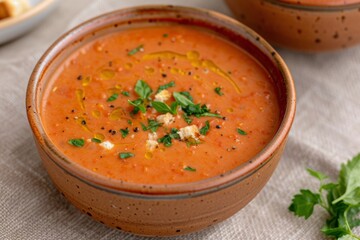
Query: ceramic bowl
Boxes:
[
  {"xmin": 225, "ymin": 0, "xmax": 360, "ymax": 51},
  {"xmin": 26, "ymin": 5, "xmax": 296, "ymax": 237},
  {"xmin": 0, "ymin": 0, "xmax": 59, "ymax": 45}
]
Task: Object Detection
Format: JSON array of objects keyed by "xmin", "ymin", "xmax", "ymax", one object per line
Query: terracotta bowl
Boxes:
[
  {"xmin": 225, "ymin": 0, "xmax": 360, "ymax": 51},
  {"xmin": 26, "ymin": 5, "xmax": 296, "ymax": 237}
]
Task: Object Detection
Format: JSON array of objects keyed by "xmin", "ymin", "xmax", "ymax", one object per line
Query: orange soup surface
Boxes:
[{"xmin": 41, "ymin": 26, "xmax": 281, "ymax": 184}]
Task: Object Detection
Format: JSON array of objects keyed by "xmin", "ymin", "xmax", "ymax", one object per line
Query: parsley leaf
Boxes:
[
  {"xmin": 120, "ymin": 128, "xmax": 129, "ymax": 138},
  {"xmin": 200, "ymin": 121, "xmax": 210, "ymax": 135},
  {"xmin": 91, "ymin": 138, "xmax": 102, "ymax": 143},
  {"xmin": 107, "ymin": 93, "xmax": 119, "ymax": 102},
  {"xmin": 158, "ymin": 128, "xmax": 180, "ymax": 147},
  {"xmin": 157, "ymin": 81, "xmax": 175, "ymax": 93},
  {"xmin": 182, "ymin": 113, "xmax": 193, "ymax": 124},
  {"xmin": 135, "ymin": 80, "xmax": 152, "ymax": 100},
  {"xmin": 173, "ymin": 92, "xmax": 194, "ymax": 107},
  {"xmin": 214, "ymin": 87, "xmax": 224, "ymax": 96},
  {"xmin": 121, "ymin": 91, "xmax": 130, "ymax": 97},
  {"xmin": 128, "ymin": 45, "xmax": 143, "ymax": 56},
  {"xmin": 179, "ymin": 91, "xmax": 193, "ymax": 101},
  {"xmin": 68, "ymin": 138, "xmax": 85, "ymax": 147},
  {"xmin": 152, "ymin": 101, "xmax": 177, "ymax": 114},
  {"xmin": 184, "ymin": 166, "xmax": 196, "ymax": 172},
  {"xmin": 237, "ymin": 128, "xmax": 247, "ymax": 135},
  {"xmin": 288, "ymin": 189, "xmax": 321, "ymax": 219},
  {"xmin": 128, "ymin": 99, "xmax": 146, "ymax": 113},
  {"xmin": 141, "ymin": 119, "xmax": 162, "ymax": 132},
  {"xmin": 289, "ymin": 154, "xmax": 360, "ymax": 239},
  {"xmin": 119, "ymin": 152, "xmax": 134, "ymax": 159},
  {"xmin": 163, "ymin": 33, "xmax": 169, "ymax": 38}
]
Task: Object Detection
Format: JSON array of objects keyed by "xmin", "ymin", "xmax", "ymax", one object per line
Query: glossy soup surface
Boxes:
[{"xmin": 41, "ymin": 25, "xmax": 281, "ymax": 184}]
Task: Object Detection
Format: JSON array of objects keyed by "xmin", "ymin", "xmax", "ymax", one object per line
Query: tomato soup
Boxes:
[{"xmin": 41, "ymin": 25, "xmax": 280, "ymax": 184}]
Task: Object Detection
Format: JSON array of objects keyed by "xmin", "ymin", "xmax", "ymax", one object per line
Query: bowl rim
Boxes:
[
  {"xmin": 0, "ymin": 0, "xmax": 58, "ymax": 29},
  {"xmin": 26, "ymin": 5, "xmax": 296, "ymax": 198},
  {"xmin": 263, "ymin": 0, "xmax": 360, "ymax": 11}
]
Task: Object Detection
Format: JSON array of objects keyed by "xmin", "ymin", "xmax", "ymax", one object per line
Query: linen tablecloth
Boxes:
[{"xmin": 1, "ymin": 0, "xmax": 360, "ymax": 239}]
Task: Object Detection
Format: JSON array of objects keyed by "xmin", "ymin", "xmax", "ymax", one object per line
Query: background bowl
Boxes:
[
  {"xmin": 0, "ymin": 0, "xmax": 59, "ymax": 45},
  {"xmin": 26, "ymin": 5, "xmax": 296, "ymax": 237},
  {"xmin": 225, "ymin": 0, "xmax": 360, "ymax": 51}
]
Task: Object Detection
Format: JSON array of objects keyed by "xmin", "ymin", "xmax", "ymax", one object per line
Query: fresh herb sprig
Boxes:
[
  {"xmin": 158, "ymin": 128, "xmax": 180, "ymax": 147},
  {"xmin": 173, "ymin": 92, "xmax": 222, "ymax": 120},
  {"xmin": 128, "ymin": 45, "xmax": 143, "ymax": 56},
  {"xmin": 289, "ymin": 154, "xmax": 360, "ymax": 240},
  {"xmin": 157, "ymin": 81, "xmax": 175, "ymax": 93},
  {"xmin": 152, "ymin": 101, "xmax": 177, "ymax": 115},
  {"xmin": 128, "ymin": 80, "xmax": 153, "ymax": 114},
  {"xmin": 141, "ymin": 119, "xmax": 162, "ymax": 132}
]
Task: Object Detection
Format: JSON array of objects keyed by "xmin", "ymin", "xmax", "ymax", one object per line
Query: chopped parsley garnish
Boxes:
[
  {"xmin": 184, "ymin": 166, "xmax": 196, "ymax": 172},
  {"xmin": 120, "ymin": 128, "xmax": 129, "ymax": 138},
  {"xmin": 119, "ymin": 152, "xmax": 134, "ymax": 159},
  {"xmin": 289, "ymin": 154, "xmax": 360, "ymax": 240},
  {"xmin": 157, "ymin": 81, "xmax": 175, "ymax": 93},
  {"xmin": 179, "ymin": 91, "xmax": 193, "ymax": 101},
  {"xmin": 68, "ymin": 138, "xmax": 85, "ymax": 147},
  {"xmin": 173, "ymin": 92, "xmax": 222, "ymax": 119},
  {"xmin": 163, "ymin": 33, "xmax": 169, "ymax": 38},
  {"xmin": 182, "ymin": 113, "xmax": 193, "ymax": 124},
  {"xmin": 158, "ymin": 128, "xmax": 180, "ymax": 147},
  {"xmin": 91, "ymin": 138, "xmax": 102, "ymax": 143},
  {"xmin": 199, "ymin": 121, "xmax": 210, "ymax": 135},
  {"xmin": 121, "ymin": 91, "xmax": 130, "ymax": 97},
  {"xmin": 107, "ymin": 93, "xmax": 119, "ymax": 102},
  {"xmin": 128, "ymin": 45, "xmax": 143, "ymax": 56},
  {"xmin": 173, "ymin": 92, "xmax": 194, "ymax": 107},
  {"xmin": 135, "ymin": 79, "xmax": 152, "ymax": 100},
  {"xmin": 128, "ymin": 99, "xmax": 146, "ymax": 114},
  {"xmin": 214, "ymin": 87, "xmax": 224, "ymax": 96},
  {"xmin": 152, "ymin": 101, "xmax": 177, "ymax": 115},
  {"xmin": 141, "ymin": 119, "xmax": 162, "ymax": 132},
  {"xmin": 127, "ymin": 119, "xmax": 132, "ymax": 125},
  {"xmin": 237, "ymin": 128, "xmax": 247, "ymax": 135}
]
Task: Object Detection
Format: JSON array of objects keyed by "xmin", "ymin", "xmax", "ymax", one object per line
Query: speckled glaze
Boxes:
[
  {"xmin": 225, "ymin": 0, "xmax": 360, "ymax": 51},
  {"xmin": 26, "ymin": 6, "xmax": 296, "ymax": 237}
]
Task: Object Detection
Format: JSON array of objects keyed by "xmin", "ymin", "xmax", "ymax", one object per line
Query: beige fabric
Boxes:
[{"xmin": 1, "ymin": 0, "xmax": 360, "ymax": 239}]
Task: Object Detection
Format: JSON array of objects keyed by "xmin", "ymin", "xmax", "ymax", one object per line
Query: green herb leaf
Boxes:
[
  {"xmin": 184, "ymin": 166, "xmax": 196, "ymax": 172},
  {"xmin": 120, "ymin": 128, "xmax": 129, "ymax": 138},
  {"xmin": 200, "ymin": 121, "xmax": 210, "ymax": 135},
  {"xmin": 237, "ymin": 128, "xmax": 247, "ymax": 135},
  {"xmin": 214, "ymin": 87, "xmax": 224, "ymax": 96},
  {"xmin": 135, "ymin": 79, "xmax": 152, "ymax": 100},
  {"xmin": 91, "ymin": 138, "xmax": 102, "ymax": 143},
  {"xmin": 289, "ymin": 189, "xmax": 321, "ymax": 219},
  {"xmin": 289, "ymin": 154, "xmax": 360, "ymax": 240},
  {"xmin": 173, "ymin": 92, "xmax": 194, "ymax": 107},
  {"xmin": 141, "ymin": 119, "xmax": 162, "ymax": 132},
  {"xmin": 179, "ymin": 91, "xmax": 193, "ymax": 101},
  {"xmin": 157, "ymin": 81, "xmax": 175, "ymax": 93},
  {"xmin": 68, "ymin": 138, "xmax": 85, "ymax": 147},
  {"xmin": 107, "ymin": 93, "xmax": 119, "ymax": 102},
  {"xmin": 121, "ymin": 91, "xmax": 130, "ymax": 97},
  {"xmin": 333, "ymin": 154, "xmax": 360, "ymax": 205},
  {"xmin": 119, "ymin": 152, "xmax": 134, "ymax": 159},
  {"xmin": 158, "ymin": 128, "xmax": 180, "ymax": 147},
  {"xmin": 307, "ymin": 168, "xmax": 328, "ymax": 181},
  {"xmin": 163, "ymin": 33, "xmax": 169, "ymax": 38},
  {"xmin": 128, "ymin": 99, "xmax": 146, "ymax": 113},
  {"xmin": 182, "ymin": 113, "xmax": 193, "ymax": 124},
  {"xmin": 338, "ymin": 235, "xmax": 359, "ymax": 240},
  {"xmin": 127, "ymin": 119, "xmax": 132, "ymax": 125},
  {"xmin": 128, "ymin": 45, "xmax": 143, "ymax": 56},
  {"xmin": 152, "ymin": 101, "xmax": 176, "ymax": 114}
]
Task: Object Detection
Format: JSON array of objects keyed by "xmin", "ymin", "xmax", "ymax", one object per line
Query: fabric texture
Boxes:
[{"xmin": 1, "ymin": 0, "xmax": 360, "ymax": 239}]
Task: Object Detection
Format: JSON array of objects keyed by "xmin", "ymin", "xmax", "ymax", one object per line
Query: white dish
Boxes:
[{"xmin": 0, "ymin": 0, "xmax": 58, "ymax": 45}]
